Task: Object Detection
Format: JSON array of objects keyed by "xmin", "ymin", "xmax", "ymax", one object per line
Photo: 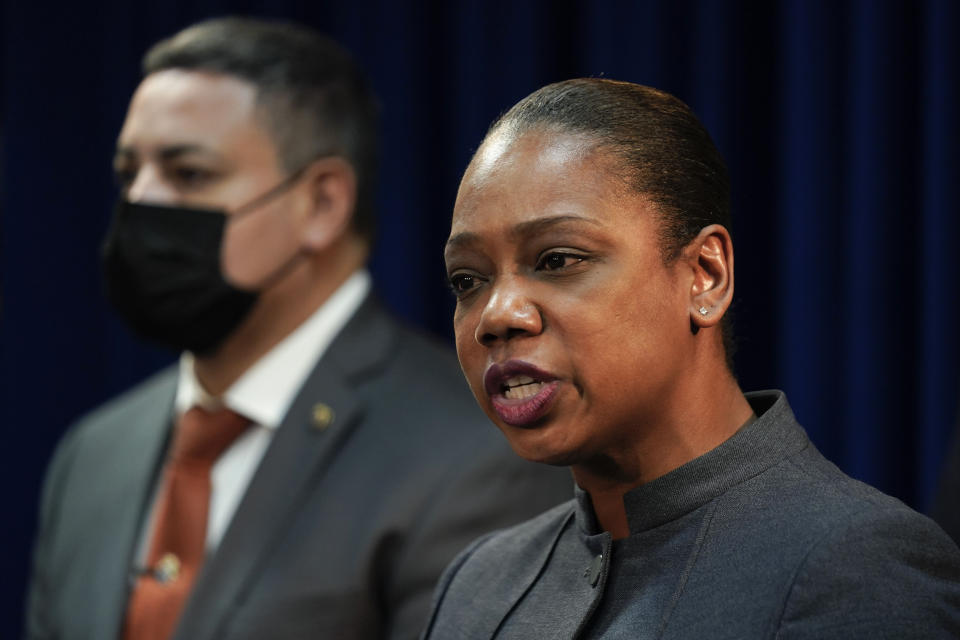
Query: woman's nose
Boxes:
[{"xmin": 474, "ymin": 281, "xmax": 543, "ymax": 346}]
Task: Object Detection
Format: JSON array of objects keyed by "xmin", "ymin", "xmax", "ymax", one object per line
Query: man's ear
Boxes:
[
  {"xmin": 299, "ymin": 156, "xmax": 357, "ymax": 251},
  {"xmin": 685, "ymin": 224, "xmax": 734, "ymax": 329}
]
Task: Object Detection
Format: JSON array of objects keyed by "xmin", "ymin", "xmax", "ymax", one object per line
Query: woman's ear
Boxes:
[
  {"xmin": 299, "ymin": 156, "xmax": 358, "ymax": 252},
  {"xmin": 685, "ymin": 224, "xmax": 734, "ymax": 329}
]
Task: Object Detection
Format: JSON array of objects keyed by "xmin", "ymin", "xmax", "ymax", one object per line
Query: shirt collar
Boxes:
[{"xmin": 175, "ymin": 269, "xmax": 372, "ymax": 428}]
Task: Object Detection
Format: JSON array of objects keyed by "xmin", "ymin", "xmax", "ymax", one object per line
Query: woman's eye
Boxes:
[
  {"xmin": 537, "ymin": 252, "xmax": 584, "ymax": 271},
  {"xmin": 448, "ymin": 273, "xmax": 481, "ymax": 296}
]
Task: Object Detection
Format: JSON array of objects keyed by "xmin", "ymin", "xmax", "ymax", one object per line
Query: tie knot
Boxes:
[{"xmin": 171, "ymin": 406, "xmax": 250, "ymax": 462}]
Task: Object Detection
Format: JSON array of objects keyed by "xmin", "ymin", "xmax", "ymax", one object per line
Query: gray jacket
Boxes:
[
  {"xmin": 424, "ymin": 391, "xmax": 960, "ymax": 639},
  {"xmin": 25, "ymin": 295, "xmax": 572, "ymax": 640}
]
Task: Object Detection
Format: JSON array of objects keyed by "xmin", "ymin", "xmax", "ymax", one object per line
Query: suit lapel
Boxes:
[
  {"xmin": 174, "ymin": 295, "xmax": 397, "ymax": 640},
  {"xmin": 96, "ymin": 371, "xmax": 177, "ymax": 639},
  {"xmin": 486, "ymin": 512, "xmax": 574, "ymax": 638}
]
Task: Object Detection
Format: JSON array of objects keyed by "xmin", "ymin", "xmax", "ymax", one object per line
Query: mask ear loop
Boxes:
[
  {"xmin": 222, "ymin": 160, "xmax": 321, "ymax": 292},
  {"xmin": 230, "ymin": 163, "xmax": 312, "ymax": 219}
]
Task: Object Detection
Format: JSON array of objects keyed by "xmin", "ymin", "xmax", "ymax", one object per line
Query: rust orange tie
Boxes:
[{"xmin": 123, "ymin": 406, "xmax": 250, "ymax": 640}]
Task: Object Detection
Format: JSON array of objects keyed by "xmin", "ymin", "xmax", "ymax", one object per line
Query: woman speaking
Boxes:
[{"xmin": 424, "ymin": 79, "xmax": 960, "ymax": 638}]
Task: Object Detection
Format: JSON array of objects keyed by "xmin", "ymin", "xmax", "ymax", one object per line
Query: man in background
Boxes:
[{"xmin": 25, "ymin": 17, "xmax": 570, "ymax": 640}]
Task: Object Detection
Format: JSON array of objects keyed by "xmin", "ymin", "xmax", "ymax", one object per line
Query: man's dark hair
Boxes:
[
  {"xmin": 489, "ymin": 78, "xmax": 736, "ymax": 365},
  {"xmin": 144, "ymin": 17, "xmax": 380, "ymax": 242}
]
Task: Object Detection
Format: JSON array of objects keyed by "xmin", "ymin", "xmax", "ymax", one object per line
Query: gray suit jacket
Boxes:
[
  {"xmin": 25, "ymin": 295, "xmax": 572, "ymax": 640},
  {"xmin": 424, "ymin": 391, "xmax": 960, "ymax": 639}
]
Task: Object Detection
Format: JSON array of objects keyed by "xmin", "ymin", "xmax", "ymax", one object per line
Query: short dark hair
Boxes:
[
  {"xmin": 488, "ymin": 78, "xmax": 736, "ymax": 364},
  {"xmin": 144, "ymin": 17, "xmax": 380, "ymax": 242}
]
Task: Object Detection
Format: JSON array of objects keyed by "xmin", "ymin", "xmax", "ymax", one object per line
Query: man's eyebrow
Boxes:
[
  {"xmin": 112, "ymin": 146, "xmax": 135, "ymax": 162},
  {"xmin": 158, "ymin": 144, "xmax": 210, "ymax": 160},
  {"xmin": 445, "ymin": 214, "xmax": 600, "ymax": 252},
  {"xmin": 112, "ymin": 144, "xmax": 212, "ymax": 161}
]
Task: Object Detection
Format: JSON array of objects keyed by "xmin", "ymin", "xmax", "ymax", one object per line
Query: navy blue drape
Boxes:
[{"xmin": 3, "ymin": 1, "xmax": 957, "ymax": 635}]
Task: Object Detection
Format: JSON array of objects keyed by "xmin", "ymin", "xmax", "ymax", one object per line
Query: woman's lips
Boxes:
[{"xmin": 483, "ymin": 361, "xmax": 560, "ymax": 427}]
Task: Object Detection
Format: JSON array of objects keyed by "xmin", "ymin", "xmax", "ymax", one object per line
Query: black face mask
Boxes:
[{"xmin": 101, "ymin": 173, "xmax": 307, "ymax": 355}]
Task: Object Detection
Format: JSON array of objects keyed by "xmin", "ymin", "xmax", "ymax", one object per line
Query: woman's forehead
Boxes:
[
  {"xmin": 448, "ymin": 140, "xmax": 660, "ymax": 259},
  {"xmin": 453, "ymin": 129, "xmax": 633, "ymax": 227},
  {"xmin": 463, "ymin": 135, "xmax": 594, "ymax": 210},
  {"xmin": 470, "ymin": 126, "xmax": 596, "ymax": 178}
]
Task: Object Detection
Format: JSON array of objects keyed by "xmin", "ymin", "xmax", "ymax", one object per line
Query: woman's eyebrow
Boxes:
[
  {"xmin": 509, "ymin": 214, "xmax": 599, "ymax": 239},
  {"xmin": 445, "ymin": 230, "xmax": 479, "ymax": 253},
  {"xmin": 446, "ymin": 214, "xmax": 599, "ymax": 252}
]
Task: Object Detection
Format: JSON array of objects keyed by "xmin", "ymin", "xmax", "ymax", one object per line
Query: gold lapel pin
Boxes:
[
  {"xmin": 154, "ymin": 552, "xmax": 181, "ymax": 584},
  {"xmin": 311, "ymin": 403, "xmax": 335, "ymax": 430}
]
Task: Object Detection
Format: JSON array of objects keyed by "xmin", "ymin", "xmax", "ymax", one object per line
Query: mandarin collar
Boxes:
[{"xmin": 574, "ymin": 391, "xmax": 809, "ymax": 536}]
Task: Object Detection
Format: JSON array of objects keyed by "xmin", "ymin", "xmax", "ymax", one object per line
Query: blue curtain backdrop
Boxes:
[{"xmin": 2, "ymin": 0, "xmax": 957, "ymax": 634}]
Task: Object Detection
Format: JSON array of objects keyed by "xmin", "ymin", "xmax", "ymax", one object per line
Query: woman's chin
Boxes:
[{"xmin": 498, "ymin": 426, "xmax": 581, "ymax": 467}]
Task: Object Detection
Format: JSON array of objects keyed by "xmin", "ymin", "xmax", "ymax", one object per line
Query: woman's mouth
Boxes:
[
  {"xmin": 484, "ymin": 361, "xmax": 560, "ymax": 427},
  {"xmin": 502, "ymin": 375, "xmax": 548, "ymax": 399}
]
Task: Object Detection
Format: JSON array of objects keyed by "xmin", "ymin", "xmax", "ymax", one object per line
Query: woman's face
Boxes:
[{"xmin": 446, "ymin": 128, "xmax": 697, "ymax": 468}]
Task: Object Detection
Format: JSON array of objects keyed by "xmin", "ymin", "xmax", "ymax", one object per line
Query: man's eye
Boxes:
[
  {"xmin": 537, "ymin": 252, "xmax": 584, "ymax": 271},
  {"xmin": 171, "ymin": 167, "xmax": 214, "ymax": 188},
  {"xmin": 448, "ymin": 273, "xmax": 481, "ymax": 296},
  {"xmin": 113, "ymin": 168, "xmax": 136, "ymax": 189}
]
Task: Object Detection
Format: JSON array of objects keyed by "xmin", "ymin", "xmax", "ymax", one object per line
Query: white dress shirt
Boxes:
[{"xmin": 138, "ymin": 269, "xmax": 371, "ymax": 558}]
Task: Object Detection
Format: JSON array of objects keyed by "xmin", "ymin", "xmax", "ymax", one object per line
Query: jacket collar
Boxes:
[{"xmin": 573, "ymin": 391, "xmax": 808, "ymax": 536}]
